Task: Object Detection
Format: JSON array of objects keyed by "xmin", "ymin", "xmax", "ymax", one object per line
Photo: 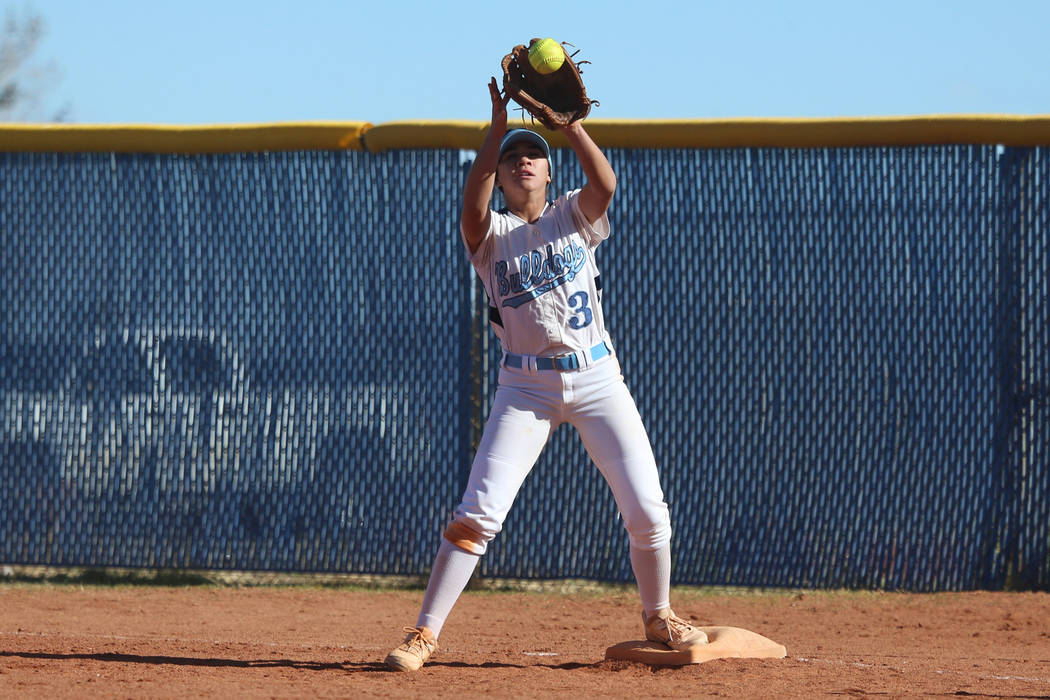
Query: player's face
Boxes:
[{"xmin": 497, "ymin": 143, "xmax": 550, "ymax": 193}]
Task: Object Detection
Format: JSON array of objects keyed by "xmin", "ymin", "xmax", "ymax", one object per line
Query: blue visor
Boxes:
[{"xmin": 498, "ymin": 129, "xmax": 551, "ymax": 161}]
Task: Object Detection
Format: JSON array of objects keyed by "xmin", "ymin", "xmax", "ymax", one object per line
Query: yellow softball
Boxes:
[{"xmin": 528, "ymin": 38, "xmax": 565, "ymax": 75}]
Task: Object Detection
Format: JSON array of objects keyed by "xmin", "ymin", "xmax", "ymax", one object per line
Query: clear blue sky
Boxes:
[{"xmin": 16, "ymin": 0, "xmax": 1050, "ymax": 124}]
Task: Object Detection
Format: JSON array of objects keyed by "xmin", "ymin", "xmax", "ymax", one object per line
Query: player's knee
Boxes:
[
  {"xmin": 623, "ymin": 504, "xmax": 672, "ymax": 551},
  {"xmin": 627, "ymin": 523, "xmax": 672, "ymax": 551},
  {"xmin": 443, "ymin": 520, "xmax": 489, "ymax": 555}
]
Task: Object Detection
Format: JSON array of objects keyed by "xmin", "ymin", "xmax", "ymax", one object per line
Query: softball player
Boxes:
[{"xmin": 385, "ymin": 79, "xmax": 707, "ymax": 672}]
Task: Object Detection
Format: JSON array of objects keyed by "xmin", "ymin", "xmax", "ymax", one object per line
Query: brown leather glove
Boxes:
[{"xmin": 501, "ymin": 39, "xmax": 597, "ymax": 130}]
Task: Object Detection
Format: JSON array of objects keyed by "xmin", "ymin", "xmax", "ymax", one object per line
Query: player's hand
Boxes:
[
  {"xmin": 489, "ymin": 77, "xmax": 510, "ymax": 131},
  {"xmin": 557, "ymin": 120, "xmax": 585, "ymax": 135}
]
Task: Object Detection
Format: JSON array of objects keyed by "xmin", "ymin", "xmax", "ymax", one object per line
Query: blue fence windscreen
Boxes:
[{"xmin": 1, "ymin": 145, "xmax": 1047, "ymax": 590}]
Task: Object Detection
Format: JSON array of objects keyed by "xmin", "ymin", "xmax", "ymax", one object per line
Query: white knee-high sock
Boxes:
[
  {"xmin": 415, "ymin": 538, "xmax": 481, "ymax": 637},
  {"xmin": 630, "ymin": 543, "xmax": 671, "ymax": 618}
]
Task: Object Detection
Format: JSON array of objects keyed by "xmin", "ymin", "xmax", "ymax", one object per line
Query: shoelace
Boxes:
[
  {"xmin": 400, "ymin": 627, "xmax": 436, "ymax": 654},
  {"xmin": 664, "ymin": 614, "xmax": 695, "ymax": 642}
]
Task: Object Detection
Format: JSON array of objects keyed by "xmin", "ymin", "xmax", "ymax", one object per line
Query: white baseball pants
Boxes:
[{"xmin": 450, "ymin": 354, "xmax": 672, "ymax": 553}]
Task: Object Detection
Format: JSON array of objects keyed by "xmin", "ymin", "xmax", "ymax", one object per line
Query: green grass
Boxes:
[{"xmin": 0, "ymin": 564, "xmax": 818, "ymax": 597}]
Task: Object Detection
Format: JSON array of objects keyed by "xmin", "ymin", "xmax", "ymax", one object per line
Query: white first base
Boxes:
[{"xmin": 605, "ymin": 626, "xmax": 787, "ymax": 666}]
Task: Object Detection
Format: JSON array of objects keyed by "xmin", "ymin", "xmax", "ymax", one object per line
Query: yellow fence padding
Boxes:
[
  {"xmin": 0, "ymin": 122, "xmax": 371, "ymax": 153},
  {"xmin": 359, "ymin": 115, "xmax": 1050, "ymax": 151},
  {"xmin": 2, "ymin": 116, "xmax": 1050, "ymax": 153},
  {"xmin": 580, "ymin": 115, "xmax": 1050, "ymax": 148},
  {"xmin": 361, "ymin": 120, "xmax": 490, "ymax": 152}
]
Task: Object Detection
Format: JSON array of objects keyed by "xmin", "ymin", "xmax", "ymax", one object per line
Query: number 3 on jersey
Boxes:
[{"xmin": 568, "ymin": 291, "xmax": 593, "ymax": 329}]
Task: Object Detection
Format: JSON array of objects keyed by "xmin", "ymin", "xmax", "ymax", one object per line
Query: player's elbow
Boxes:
[
  {"xmin": 579, "ymin": 177, "xmax": 615, "ymax": 221},
  {"xmin": 460, "ymin": 211, "xmax": 489, "ymax": 254},
  {"xmin": 593, "ymin": 171, "xmax": 616, "ymax": 201}
]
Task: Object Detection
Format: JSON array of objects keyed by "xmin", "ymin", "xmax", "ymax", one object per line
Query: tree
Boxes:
[{"xmin": 0, "ymin": 7, "xmax": 66, "ymax": 121}]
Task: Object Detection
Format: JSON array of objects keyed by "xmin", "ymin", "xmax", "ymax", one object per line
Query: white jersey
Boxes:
[{"xmin": 464, "ymin": 189, "xmax": 611, "ymax": 357}]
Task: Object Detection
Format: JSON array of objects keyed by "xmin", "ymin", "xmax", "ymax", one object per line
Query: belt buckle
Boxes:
[{"xmin": 553, "ymin": 352, "xmax": 580, "ymax": 371}]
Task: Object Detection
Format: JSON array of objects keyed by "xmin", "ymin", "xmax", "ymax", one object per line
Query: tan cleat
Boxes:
[
  {"xmin": 643, "ymin": 608, "xmax": 709, "ymax": 649},
  {"xmin": 384, "ymin": 626, "xmax": 438, "ymax": 672}
]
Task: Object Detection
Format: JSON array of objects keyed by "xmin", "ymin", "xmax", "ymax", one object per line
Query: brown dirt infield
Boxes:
[{"xmin": 1, "ymin": 581, "xmax": 1048, "ymax": 698}]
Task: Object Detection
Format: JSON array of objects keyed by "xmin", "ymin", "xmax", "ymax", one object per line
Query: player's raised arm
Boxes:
[
  {"xmin": 461, "ymin": 79, "xmax": 510, "ymax": 254},
  {"xmin": 561, "ymin": 121, "xmax": 616, "ymax": 225}
]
